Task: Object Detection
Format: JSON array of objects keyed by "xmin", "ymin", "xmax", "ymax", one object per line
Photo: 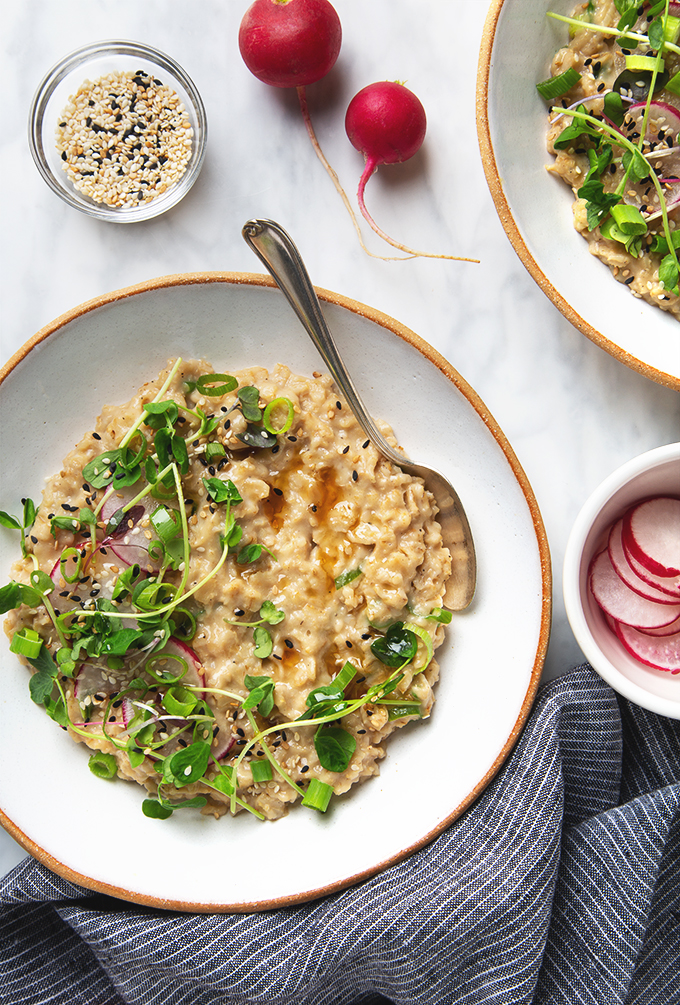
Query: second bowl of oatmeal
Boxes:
[
  {"xmin": 29, "ymin": 40, "xmax": 207, "ymax": 223},
  {"xmin": 477, "ymin": 0, "xmax": 680, "ymax": 390}
]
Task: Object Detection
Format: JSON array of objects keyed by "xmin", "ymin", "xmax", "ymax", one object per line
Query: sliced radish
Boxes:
[
  {"xmin": 607, "ymin": 517, "xmax": 679, "ymax": 604},
  {"xmin": 589, "ymin": 548, "xmax": 680, "ymax": 628},
  {"xmin": 621, "ymin": 533, "xmax": 680, "ymax": 598},
  {"xmin": 622, "ymin": 496, "xmax": 680, "ymax": 578},
  {"xmin": 634, "ymin": 613, "xmax": 680, "ymax": 638},
  {"xmin": 100, "ymin": 489, "xmax": 160, "ymax": 571},
  {"xmin": 615, "ymin": 622, "xmax": 680, "ymax": 673}
]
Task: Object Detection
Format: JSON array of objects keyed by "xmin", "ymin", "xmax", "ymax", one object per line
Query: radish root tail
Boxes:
[{"xmin": 356, "ymin": 159, "xmax": 480, "ymax": 263}]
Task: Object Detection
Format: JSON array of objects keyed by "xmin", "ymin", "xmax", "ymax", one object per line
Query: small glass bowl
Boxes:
[{"xmin": 29, "ymin": 40, "xmax": 207, "ymax": 223}]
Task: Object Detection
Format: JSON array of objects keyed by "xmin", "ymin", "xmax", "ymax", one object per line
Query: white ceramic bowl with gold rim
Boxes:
[
  {"xmin": 476, "ymin": 0, "xmax": 680, "ymax": 390},
  {"xmin": 0, "ymin": 274, "xmax": 550, "ymax": 911}
]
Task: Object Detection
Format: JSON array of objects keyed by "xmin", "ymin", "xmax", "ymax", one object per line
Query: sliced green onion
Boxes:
[
  {"xmin": 334, "ymin": 567, "xmax": 362, "ymax": 590},
  {"xmin": 383, "ymin": 701, "xmax": 423, "ymax": 721},
  {"xmin": 59, "ymin": 547, "xmax": 82, "ymax": 584},
  {"xmin": 302, "ymin": 778, "xmax": 333, "ymax": 812},
  {"xmin": 88, "ymin": 751, "xmax": 118, "ymax": 780},
  {"xmin": 118, "ymin": 430, "xmax": 147, "ymax": 470},
  {"xmin": 196, "ymin": 373, "xmax": 238, "ymax": 396},
  {"xmin": 665, "ymin": 14, "xmax": 680, "ymax": 44},
  {"xmin": 163, "ymin": 685, "xmax": 197, "ymax": 717},
  {"xmin": 145, "ymin": 651, "xmax": 187, "ymax": 685},
  {"xmin": 10, "ymin": 627, "xmax": 43, "ymax": 659},
  {"xmin": 536, "ymin": 67, "xmax": 581, "ymax": 100},
  {"xmin": 263, "ymin": 397, "xmax": 294, "ymax": 435},
  {"xmin": 250, "ymin": 759, "xmax": 273, "ymax": 784},
  {"xmin": 625, "ymin": 54, "xmax": 663, "ymax": 72},
  {"xmin": 205, "ymin": 442, "xmax": 226, "ymax": 462},
  {"xmin": 403, "ymin": 623, "xmax": 434, "ymax": 671},
  {"xmin": 332, "ymin": 660, "xmax": 357, "ymax": 691},
  {"xmin": 666, "ymin": 69, "xmax": 680, "ymax": 96},
  {"xmin": 172, "ymin": 606, "xmax": 198, "ymax": 642},
  {"xmin": 150, "ymin": 505, "xmax": 180, "ymax": 544},
  {"xmin": 610, "ymin": 204, "xmax": 648, "ymax": 236}
]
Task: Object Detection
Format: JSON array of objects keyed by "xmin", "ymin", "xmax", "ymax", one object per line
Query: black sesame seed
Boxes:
[
  {"xmin": 623, "ymin": 276, "xmax": 635, "ymax": 285},
  {"xmin": 301, "ymin": 765, "xmax": 310, "ymax": 773},
  {"xmin": 352, "ymin": 470, "xmax": 358, "ymax": 482},
  {"xmin": 234, "ymin": 609, "xmax": 245, "ymax": 616},
  {"xmin": 346, "ymin": 640, "xmax": 353, "ymax": 648},
  {"xmin": 362, "ymin": 440, "xmax": 369, "ymax": 448},
  {"xmin": 285, "ymin": 639, "xmax": 294, "ymax": 649},
  {"xmin": 273, "ymin": 487, "xmax": 283, "ymax": 496},
  {"xmin": 342, "ymin": 445, "xmax": 350, "ymax": 454},
  {"xmin": 357, "ymin": 729, "xmax": 366, "ymax": 734},
  {"xmin": 92, "ymin": 432, "xmax": 101, "ymax": 440}
]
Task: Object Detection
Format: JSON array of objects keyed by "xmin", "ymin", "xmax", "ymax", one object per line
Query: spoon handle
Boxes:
[{"xmin": 242, "ymin": 218, "xmax": 408, "ymax": 466}]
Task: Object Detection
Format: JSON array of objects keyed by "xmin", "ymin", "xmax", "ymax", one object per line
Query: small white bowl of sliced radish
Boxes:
[{"xmin": 563, "ymin": 443, "xmax": 680, "ymax": 718}]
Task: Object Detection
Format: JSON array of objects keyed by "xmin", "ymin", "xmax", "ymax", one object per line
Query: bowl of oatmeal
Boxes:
[
  {"xmin": 477, "ymin": 0, "xmax": 680, "ymax": 390},
  {"xmin": 0, "ymin": 274, "xmax": 550, "ymax": 910},
  {"xmin": 29, "ymin": 40, "xmax": 207, "ymax": 222}
]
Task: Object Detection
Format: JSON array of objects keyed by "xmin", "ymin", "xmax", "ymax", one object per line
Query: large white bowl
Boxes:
[
  {"xmin": 563, "ymin": 443, "xmax": 680, "ymax": 718},
  {"xmin": 477, "ymin": 0, "xmax": 680, "ymax": 390},
  {"xmin": 0, "ymin": 274, "xmax": 550, "ymax": 911}
]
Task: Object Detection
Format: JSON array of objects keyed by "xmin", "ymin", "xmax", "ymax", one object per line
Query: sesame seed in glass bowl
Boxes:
[{"xmin": 28, "ymin": 40, "xmax": 207, "ymax": 223}]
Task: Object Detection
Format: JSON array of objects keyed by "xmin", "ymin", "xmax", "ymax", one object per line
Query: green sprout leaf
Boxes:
[
  {"xmin": 370, "ymin": 622, "xmax": 418, "ymax": 668},
  {"xmin": 314, "ymin": 726, "xmax": 356, "ymax": 773}
]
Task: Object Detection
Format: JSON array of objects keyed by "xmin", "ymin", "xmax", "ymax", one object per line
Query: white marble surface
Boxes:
[{"xmin": 0, "ymin": 0, "xmax": 678, "ymax": 877}]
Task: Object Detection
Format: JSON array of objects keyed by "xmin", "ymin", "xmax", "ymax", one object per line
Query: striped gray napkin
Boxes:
[{"xmin": 1, "ymin": 664, "xmax": 679, "ymax": 1005}]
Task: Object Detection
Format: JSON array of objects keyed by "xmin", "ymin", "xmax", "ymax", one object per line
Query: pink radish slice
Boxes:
[
  {"xmin": 634, "ymin": 613, "xmax": 680, "ymax": 638},
  {"xmin": 589, "ymin": 549, "xmax": 680, "ymax": 628},
  {"xmin": 621, "ymin": 533, "xmax": 680, "ymax": 598},
  {"xmin": 100, "ymin": 491, "xmax": 160, "ymax": 571},
  {"xmin": 607, "ymin": 518, "xmax": 680, "ymax": 604},
  {"xmin": 615, "ymin": 622, "xmax": 680, "ymax": 673},
  {"xmin": 622, "ymin": 496, "xmax": 680, "ymax": 578}
]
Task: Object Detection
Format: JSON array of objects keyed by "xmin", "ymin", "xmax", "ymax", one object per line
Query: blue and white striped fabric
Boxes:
[{"xmin": 1, "ymin": 664, "xmax": 679, "ymax": 1005}]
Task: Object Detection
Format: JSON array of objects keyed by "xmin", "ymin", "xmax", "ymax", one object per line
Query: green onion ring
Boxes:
[
  {"xmin": 118, "ymin": 429, "xmax": 147, "ymax": 470},
  {"xmin": 263, "ymin": 397, "xmax": 294, "ymax": 435},
  {"xmin": 59, "ymin": 547, "xmax": 82, "ymax": 584},
  {"xmin": 196, "ymin": 373, "xmax": 238, "ymax": 397},
  {"xmin": 145, "ymin": 652, "xmax": 188, "ymax": 685}
]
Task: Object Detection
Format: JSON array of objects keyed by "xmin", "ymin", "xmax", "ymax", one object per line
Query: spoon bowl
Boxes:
[{"xmin": 242, "ymin": 218, "xmax": 476, "ymax": 609}]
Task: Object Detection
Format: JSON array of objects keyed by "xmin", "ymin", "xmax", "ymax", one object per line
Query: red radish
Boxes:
[
  {"xmin": 237, "ymin": 0, "xmax": 370, "ymax": 251},
  {"xmin": 588, "ymin": 548, "xmax": 680, "ymax": 628},
  {"xmin": 345, "ymin": 81, "xmax": 479, "ymax": 262},
  {"xmin": 622, "ymin": 496, "xmax": 680, "ymax": 578},
  {"xmin": 607, "ymin": 517, "xmax": 679, "ymax": 604},
  {"xmin": 614, "ymin": 622, "xmax": 680, "ymax": 673},
  {"xmin": 238, "ymin": 0, "xmax": 341, "ymax": 88}
]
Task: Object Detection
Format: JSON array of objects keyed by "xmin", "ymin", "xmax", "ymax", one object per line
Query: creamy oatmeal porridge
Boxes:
[{"xmin": 2, "ymin": 358, "xmax": 452, "ymax": 821}]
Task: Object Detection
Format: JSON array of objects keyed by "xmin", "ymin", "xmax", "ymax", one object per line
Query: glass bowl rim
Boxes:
[{"xmin": 28, "ymin": 38, "xmax": 208, "ymax": 223}]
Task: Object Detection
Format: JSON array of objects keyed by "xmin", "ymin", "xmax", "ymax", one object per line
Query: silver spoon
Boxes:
[{"xmin": 242, "ymin": 218, "xmax": 476, "ymax": 610}]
